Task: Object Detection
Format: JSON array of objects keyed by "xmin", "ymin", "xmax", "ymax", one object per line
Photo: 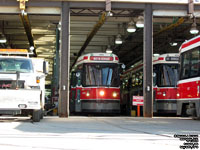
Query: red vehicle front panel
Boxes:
[
  {"xmin": 154, "ymin": 87, "xmax": 177, "ymax": 100},
  {"xmin": 177, "ymin": 79, "xmax": 200, "ymax": 100},
  {"xmin": 79, "ymin": 87, "xmax": 120, "ymax": 100}
]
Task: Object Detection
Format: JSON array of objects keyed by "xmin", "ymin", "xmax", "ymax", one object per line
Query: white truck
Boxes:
[{"xmin": 0, "ymin": 49, "xmax": 48, "ymax": 122}]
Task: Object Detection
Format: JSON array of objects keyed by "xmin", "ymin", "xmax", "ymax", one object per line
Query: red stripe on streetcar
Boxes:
[{"xmin": 181, "ymin": 36, "xmax": 200, "ymax": 50}]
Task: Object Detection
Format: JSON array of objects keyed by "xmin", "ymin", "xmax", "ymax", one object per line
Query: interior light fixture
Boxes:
[
  {"xmin": 127, "ymin": 21, "xmax": 136, "ymax": 33},
  {"xmin": 153, "ymin": 54, "xmax": 160, "ymax": 57},
  {"xmin": 21, "ymin": 10, "xmax": 27, "ymax": 15},
  {"xmin": 115, "ymin": 34, "xmax": 122, "ymax": 44},
  {"xmin": 170, "ymin": 42, "xmax": 178, "ymax": 46},
  {"xmin": 106, "ymin": 45, "xmax": 112, "ymax": 53},
  {"xmin": 190, "ymin": 22, "xmax": 199, "ymax": 34},
  {"xmin": 107, "ymin": 11, "xmax": 113, "ymax": 17},
  {"xmin": 58, "ymin": 21, "xmax": 61, "ymax": 31},
  {"xmin": 29, "ymin": 46, "xmax": 35, "ymax": 52},
  {"xmin": 136, "ymin": 16, "xmax": 144, "ymax": 28},
  {"xmin": 0, "ymin": 34, "xmax": 7, "ymax": 43}
]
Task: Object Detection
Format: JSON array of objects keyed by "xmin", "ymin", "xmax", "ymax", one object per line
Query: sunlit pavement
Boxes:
[{"xmin": 0, "ymin": 116, "xmax": 199, "ymax": 150}]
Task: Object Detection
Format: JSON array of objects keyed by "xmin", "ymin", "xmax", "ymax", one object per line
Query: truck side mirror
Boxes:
[
  {"xmin": 43, "ymin": 61, "xmax": 49, "ymax": 74},
  {"xmin": 121, "ymin": 64, "xmax": 126, "ymax": 69},
  {"xmin": 119, "ymin": 63, "xmax": 126, "ymax": 73}
]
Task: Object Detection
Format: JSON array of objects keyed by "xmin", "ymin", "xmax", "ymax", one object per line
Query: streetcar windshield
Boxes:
[
  {"xmin": 157, "ymin": 64, "xmax": 178, "ymax": 87},
  {"xmin": 83, "ymin": 63, "xmax": 119, "ymax": 87},
  {"xmin": 0, "ymin": 58, "xmax": 33, "ymax": 73}
]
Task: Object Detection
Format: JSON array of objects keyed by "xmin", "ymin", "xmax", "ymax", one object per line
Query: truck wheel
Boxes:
[
  {"xmin": 40, "ymin": 109, "xmax": 44, "ymax": 119},
  {"xmin": 32, "ymin": 110, "xmax": 40, "ymax": 122}
]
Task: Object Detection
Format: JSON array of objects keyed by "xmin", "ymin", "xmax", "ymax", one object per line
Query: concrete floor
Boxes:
[{"xmin": 0, "ymin": 116, "xmax": 199, "ymax": 150}]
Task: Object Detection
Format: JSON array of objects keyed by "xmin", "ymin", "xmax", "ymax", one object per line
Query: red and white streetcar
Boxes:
[
  {"xmin": 153, "ymin": 53, "xmax": 179, "ymax": 114},
  {"xmin": 121, "ymin": 53, "xmax": 179, "ymax": 115},
  {"xmin": 177, "ymin": 36, "xmax": 200, "ymax": 118},
  {"xmin": 70, "ymin": 53, "xmax": 121, "ymax": 114}
]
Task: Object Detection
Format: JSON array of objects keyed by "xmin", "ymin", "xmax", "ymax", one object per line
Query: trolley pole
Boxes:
[
  {"xmin": 59, "ymin": 2, "xmax": 70, "ymax": 117},
  {"xmin": 143, "ymin": 4, "xmax": 153, "ymax": 117}
]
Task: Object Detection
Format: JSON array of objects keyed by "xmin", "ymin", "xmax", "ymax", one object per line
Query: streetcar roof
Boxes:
[
  {"xmin": 179, "ymin": 35, "xmax": 200, "ymax": 53},
  {"xmin": 75, "ymin": 53, "xmax": 119, "ymax": 66},
  {"xmin": 153, "ymin": 53, "xmax": 179, "ymax": 65},
  {"xmin": 121, "ymin": 53, "xmax": 179, "ymax": 77}
]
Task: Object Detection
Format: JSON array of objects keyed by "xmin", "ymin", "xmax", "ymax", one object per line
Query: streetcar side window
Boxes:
[
  {"xmin": 190, "ymin": 49, "xmax": 200, "ymax": 77},
  {"xmin": 180, "ymin": 48, "xmax": 200, "ymax": 80},
  {"xmin": 153, "ymin": 65, "xmax": 158, "ymax": 86},
  {"xmin": 181, "ymin": 52, "xmax": 190, "ymax": 79}
]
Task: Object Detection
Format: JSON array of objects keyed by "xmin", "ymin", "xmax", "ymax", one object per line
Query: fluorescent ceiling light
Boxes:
[
  {"xmin": 170, "ymin": 42, "xmax": 178, "ymax": 46},
  {"xmin": 153, "ymin": 54, "xmax": 160, "ymax": 57},
  {"xmin": 106, "ymin": 45, "xmax": 112, "ymax": 53},
  {"xmin": 107, "ymin": 11, "xmax": 113, "ymax": 17},
  {"xmin": 115, "ymin": 34, "xmax": 122, "ymax": 44},
  {"xmin": 21, "ymin": 10, "xmax": 27, "ymax": 15},
  {"xmin": 29, "ymin": 46, "xmax": 35, "ymax": 51},
  {"xmin": 0, "ymin": 39, "xmax": 7, "ymax": 43},
  {"xmin": 0, "ymin": 35, "xmax": 7, "ymax": 43},
  {"xmin": 136, "ymin": 16, "xmax": 144, "ymax": 28},
  {"xmin": 190, "ymin": 22, "xmax": 199, "ymax": 34},
  {"xmin": 106, "ymin": 50, "xmax": 112, "ymax": 53},
  {"xmin": 127, "ymin": 21, "xmax": 136, "ymax": 33}
]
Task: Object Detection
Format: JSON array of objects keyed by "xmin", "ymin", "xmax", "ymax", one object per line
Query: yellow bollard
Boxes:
[
  {"xmin": 131, "ymin": 110, "xmax": 136, "ymax": 117},
  {"xmin": 53, "ymin": 108, "xmax": 58, "ymax": 116}
]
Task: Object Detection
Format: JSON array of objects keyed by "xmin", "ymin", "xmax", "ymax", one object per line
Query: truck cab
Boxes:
[{"xmin": 0, "ymin": 49, "xmax": 48, "ymax": 122}]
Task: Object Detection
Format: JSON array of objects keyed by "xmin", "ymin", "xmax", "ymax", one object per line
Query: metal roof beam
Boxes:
[
  {"xmin": 1, "ymin": 1, "xmax": 200, "ymax": 11},
  {"xmin": 1, "ymin": 2, "xmax": 200, "ymax": 16}
]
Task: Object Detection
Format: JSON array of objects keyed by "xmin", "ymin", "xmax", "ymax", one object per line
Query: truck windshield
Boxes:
[
  {"xmin": 83, "ymin": 63, "xmax": 119, "ymax": 87},
  {"xmin": 0, "ymin": 58, "xmax": 33, "ymax": 73}
]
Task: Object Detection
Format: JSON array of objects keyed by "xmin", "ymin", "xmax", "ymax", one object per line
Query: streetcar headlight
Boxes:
[
  {"xmin": 113, "ymin": 92, "xmax": 117, "ymax": 97},
  {"xmin": 99, "ymin": 90, "xmax": 105, "ymax": 96},
  {"xmin": 86, "ymin": 91, "xmax": 90, "ymax": 97},
  {"xmin": 177, "ymin": 93, "xmax": 180, "ymax": 97},
  {"xmin": 163, "ymin": 92, "xmax": 166, "ymax": 97}
]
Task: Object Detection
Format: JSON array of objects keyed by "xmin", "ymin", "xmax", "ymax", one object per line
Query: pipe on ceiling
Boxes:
[
  {"xmin": 154, "ymin": 17, "xmax": 185, "ymax": 37},
  {"xmin": 71, "ymin": 11, "xmax": 107, "ymax": 69},
  {"xmin": 19, "ymin": 12, "xmax": 36, "ymax": 56}
]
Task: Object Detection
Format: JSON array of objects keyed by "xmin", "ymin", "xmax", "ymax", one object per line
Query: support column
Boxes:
[
  {"xmin": 143, "ymin": 4, "xmax": 153, "ymax": 117},
  {"xmin": 55, "ymin": 28, "xmax": 60, "ymax": 92},
  {"xmin": 52, "ymin": 28, "xmax": 60, "ymax": 100},
  {"xmin": 58, "ymin": 2, "xmax": 70, "ymax": 117}
]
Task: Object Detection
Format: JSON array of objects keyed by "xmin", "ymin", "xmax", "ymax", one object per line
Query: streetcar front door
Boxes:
[{"xmin": 70, "ymin": 71, "xmax": 82, "ymax": 113}]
